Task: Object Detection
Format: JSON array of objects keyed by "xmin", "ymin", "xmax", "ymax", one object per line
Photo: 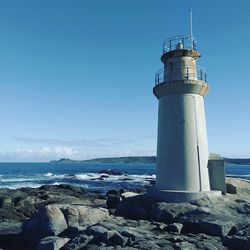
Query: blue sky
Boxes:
[{"xmin": 0, "ymin": 0, "xmax": 249, "ymax": 161}]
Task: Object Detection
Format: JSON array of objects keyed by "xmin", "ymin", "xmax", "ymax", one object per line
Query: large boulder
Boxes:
[
  {"xmin": 177, "ymin": 207, "xmax": 240, "ymax": 237},
  {"xmin": 85, "ymin": 225, "xmax": 125, "ymax": 247},
  {"xmin": 223, "ymin": 223, "xmax": 250, "ymax": 250},
  {"xmin": 226, "ymin": 177, "xmax": 250, "ymax": 194},
  {"xmin": 106, "ymin": 195, "xmax": 121, "ymax": 209},
  {"xmin": 24, "ymin": 205, "xmax": 68, "ymax": 245},
  {"xmin": 115, "ymin": 195, "xmax": 156, "ymax": 220},
  {"xmin": 58, "ymin": 205, "xmax": 109, "ymax": 230},
  {"xmin": 153, "ymin": 202, "xmax": 197, "ymax": 224}
]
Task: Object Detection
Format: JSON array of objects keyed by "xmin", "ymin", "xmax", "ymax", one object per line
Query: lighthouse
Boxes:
[
  {"xmin": 151, "ymin": 13, "xmax": 224, "ymax": 201},
  {"xmin": 153, "ymin": 35, "xmax": 210, "ymax": 193}
]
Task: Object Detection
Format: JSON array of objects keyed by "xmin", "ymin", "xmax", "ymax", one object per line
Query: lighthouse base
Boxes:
[{"xmin": 146, "ymin": 188, "xmax": 222, "ymax": 203}]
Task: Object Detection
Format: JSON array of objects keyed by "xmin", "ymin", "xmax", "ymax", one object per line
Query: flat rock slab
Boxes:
[
  {"xmin": 226, "ymin": 177, "xmax": 250, "ymax": 194},
  {"xmin": 37, "ymin": 236, "xmax": 70, "ymax": 250}
]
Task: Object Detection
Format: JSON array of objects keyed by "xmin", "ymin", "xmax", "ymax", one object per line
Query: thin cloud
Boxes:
[
  {"xmin": 11, "ymin": 136, "xmax": 137, "ymax": 148},
  {"xmin": 0, "ymin": 147, "xmax": 79, "ymax": 162}
]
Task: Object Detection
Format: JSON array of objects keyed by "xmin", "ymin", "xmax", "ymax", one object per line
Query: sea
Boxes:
[{"xmin": 0, "ymin": 162, "xmax": 249, "ymax": 194}]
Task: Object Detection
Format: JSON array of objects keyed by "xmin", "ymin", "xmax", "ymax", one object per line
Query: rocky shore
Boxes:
[{"xmin": 0, "ymin": 177, "xmax": 249, "ymax": 250}]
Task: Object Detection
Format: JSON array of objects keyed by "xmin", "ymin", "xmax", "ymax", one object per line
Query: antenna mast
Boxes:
[{"xmin": 189, "ymin": 9, "xmax": 193, "ymax": 50}]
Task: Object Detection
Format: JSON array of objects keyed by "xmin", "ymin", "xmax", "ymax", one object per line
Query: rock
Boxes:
[
  {"xmin": 103, "ymin": 230, "xmax": 125, "ymax": 246},
  {"xmin": 120, "ymin": 227, "xmax": 146, "ymax": 242},
  {"xmin": 119, "ymin": 178, "xmax": 133, "ymax": 181},
  {"xmin": 37, "ymin": 236, "xmax": 70, "ymax": 250},
  {"xmin": 100, "ymin": 174, "xmax": 109, "ymax": 179},
  {"xmin": 173, "ymin": 241, "xmax": 198, "ymax": 250},
  {"xmin": 121, "ymin": 192, "xmax": 139, "ymax": 199},
  {"xmin": 0, "ymin": 197, "xmax": 12, "ymax": 207},
  {"xmin": 164, "ymin": 223, "xmax": 183, "ymax": 233},
  {"xmin": 223, "ymin": 235, "xmax": 250, "ymax": 250},
  {"xmin": 40, "ymin": 205, "xmax": 68, "ymax": 235},
  {"xmin": 62, "ymin": 235, "xmax": 94, "ymax": 250},
  {"xmin": 236, "ymin": 201, "xmax": 250, "ymax": 215},
  {"xmin": 235, "ymin": 223, "xmax": 250, "ymax": 237},
  {"xmin": 85, "ymin": 225, "xmax": 109, "ymax": 238},
  {"xmin": 119, "ymin": 189, "xmax": 125, "ymax": 195},
  {"xmin": 224, "ymin": 223, "xmax": 250, "ymax": 249},
  {"xmin": 0, "ymin": 220, "xmax": 23, "ymax": 235},
  {"xmin": 153, "ymin": 202, "xmax": 197, "ymax": 224},
  {"xmin": 106, "ymin": 195, "xmax": 121, "ymax": 209},
  {"xmin": 57, "ymin": 184, "xmax": 87, "ymax": 194},
  {"xmin": 106, "ymin": 190, "xmax": 119, "ymax": 196},
  {"xmin": 24, "ymin": 205, "xmax": 68, "ymax": 245},
  {"xmin": 115, "ymin": 195, "xmax": 156, "ymax": 220},
  {"xmin": 99, "ymin": 170, "xmax": 122, "ymax": 176},
  {"xmin": 177, "ymin": 207, "xmax": 237, "ymax": 237},
  {"xmin": 60, "ymin": 205, "xmax": 109, "ymax": 230},
  {"xmin": 226, "ymin": 177, "xmax": 250, "ymax": 194}
]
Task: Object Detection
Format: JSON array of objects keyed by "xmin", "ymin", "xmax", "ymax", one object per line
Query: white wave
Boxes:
[
  {"xmin": 43, "ymin": 172, "xmax": 54, "ymax": 177},
  {"xmin": 241, "ymin": 174, "xmax": 250, "ymax": 177},
  {"xmin": 0, "ymin": 177, "xmax": 36, "ymax": 183},
  {"xmin": 226, "ymin": 174, "xmax": 250, "ymax": 178},
  {"xmin": 75, "ymin": 173, "xmax": 101, "ymax": 180},
  {"xmin": 0, "ymin": 183, "xmax": 42, "ymax": 189},
  {"xmin": 73, "ymin": 172, "xmax": 156, "ymax": 183}
]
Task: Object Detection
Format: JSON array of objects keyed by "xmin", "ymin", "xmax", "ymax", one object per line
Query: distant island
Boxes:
[
  {"xmin": 50, "ymin": 156, "xmax": 250, "ymax": 165},
  {"xmin": 50, "ymin": 156, "xmax": 156, "ymax": 164}
]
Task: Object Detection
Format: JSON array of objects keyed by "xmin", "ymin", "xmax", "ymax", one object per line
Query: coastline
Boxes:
[
  {"xmin": 50, "ymin": 156, "xmax": 250, "ymax": 165},
  {"xmin": 0, "ymin": 177, "xmax": 249, "ymax": 249}
]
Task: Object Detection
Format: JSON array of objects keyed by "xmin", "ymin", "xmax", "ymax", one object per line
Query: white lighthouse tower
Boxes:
[{"xmin": 151, "ymin": 13, "xmax": 222, "ymax": 201}]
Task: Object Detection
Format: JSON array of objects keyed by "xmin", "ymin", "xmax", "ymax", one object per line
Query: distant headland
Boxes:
[{"xmin": 50, "ymin": 156, "xmax": 250, "ymax": 165}]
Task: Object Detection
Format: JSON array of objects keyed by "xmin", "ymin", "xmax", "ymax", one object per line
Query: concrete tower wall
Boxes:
[
  {"xmin": 155, "ymin": 93, "xmax": 210, "ymax": 191},
  {"xmin": 164, "ymin": 56, "xmax": 197, "ymax": 82}
]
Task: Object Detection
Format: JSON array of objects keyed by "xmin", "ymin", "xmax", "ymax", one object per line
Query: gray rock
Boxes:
[
  {"xmin": 85, "ymin": 225, "xmax": 109, "ymax": 238},
  {"xmin": 177, "ymin": 207, "xmax": 237, "ymax": 237},
  {"xmin": 120, "ymin": 192, "xmax": 139, "ymax": 199},
  {"xmin": 24, "ymin": 205, "xmax": 68, "ymax": 245},
  {"xmin": 115, "ymin": 195, "xmax": 155, "ymax": 220},
  {"xmin": 0, "ymin": 197, "xmax": 12, "ymax": 207},
  {"xmin": 0, "ymin": 220, "xmax": 23, "ymax": 235},
  {"xmin": 37, "ymin": 236, "xmax": 70, "ymax": 250},
  {"xmin": 235, "ymin": 223, "xmax": 250, "ymax": 237},
  {"xmin": 226, "ymin": 177, "xmax": 250, "ymax": 195},
  {"xmin": 236, "ymin": 201, "xmax": 250, "ymax": 215},
  {"xmin": 223, "ymin": 235, "xmax": 250, "ymax": 250},
  {"xmin": 106, "ymin": 190, "xmax": 119, "ymax": 196},
  {"xmin": 62, "ymin": 235, "xmax": 94, "ymax": 250},
  {"xmin": 120, "ymin": 227, "xmax": 145, "ymax": 242},
  {"xmin": 164, "ymin": 223, "xmax": 183, "ymax": 233},
  {"xmin": 106, "ymin": 195, "xmax": 121, "ymax": 209},
  {"xmin": 174, "ymin": 241, "xmax": 198, "ymax": 250},
  {"xmin": 153, "ymin": 202, "xmax": 197, "ymax": 224},
  {"xmin": 61, "ymin": 205, "xmax": 109, "ymax": 229},
  {"xmin": 103, "ymin": 230, "xmax": 125, "ymax": 246},
  {"xmin": 224, "ymin": 223, "xmax": 250, "ymax": 249}
]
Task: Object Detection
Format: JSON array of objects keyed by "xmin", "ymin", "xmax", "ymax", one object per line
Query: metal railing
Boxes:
[
  {"xmin": 155, "ymin": 66, "xmax": 207, "ymax": 86},
  {"xmin": 163, "ymin": 35, "xmax": 196, "ymax": 53}
]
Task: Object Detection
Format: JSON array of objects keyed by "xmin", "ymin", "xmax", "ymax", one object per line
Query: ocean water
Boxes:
[{"xmin": 0, "ymin": 162, "xmax": 249, "ymax": 194}]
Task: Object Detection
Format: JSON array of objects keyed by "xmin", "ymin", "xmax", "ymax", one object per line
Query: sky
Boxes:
[{"xmin": 0, "ymin": 0, "xmax": 249, "ymax": 162}]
